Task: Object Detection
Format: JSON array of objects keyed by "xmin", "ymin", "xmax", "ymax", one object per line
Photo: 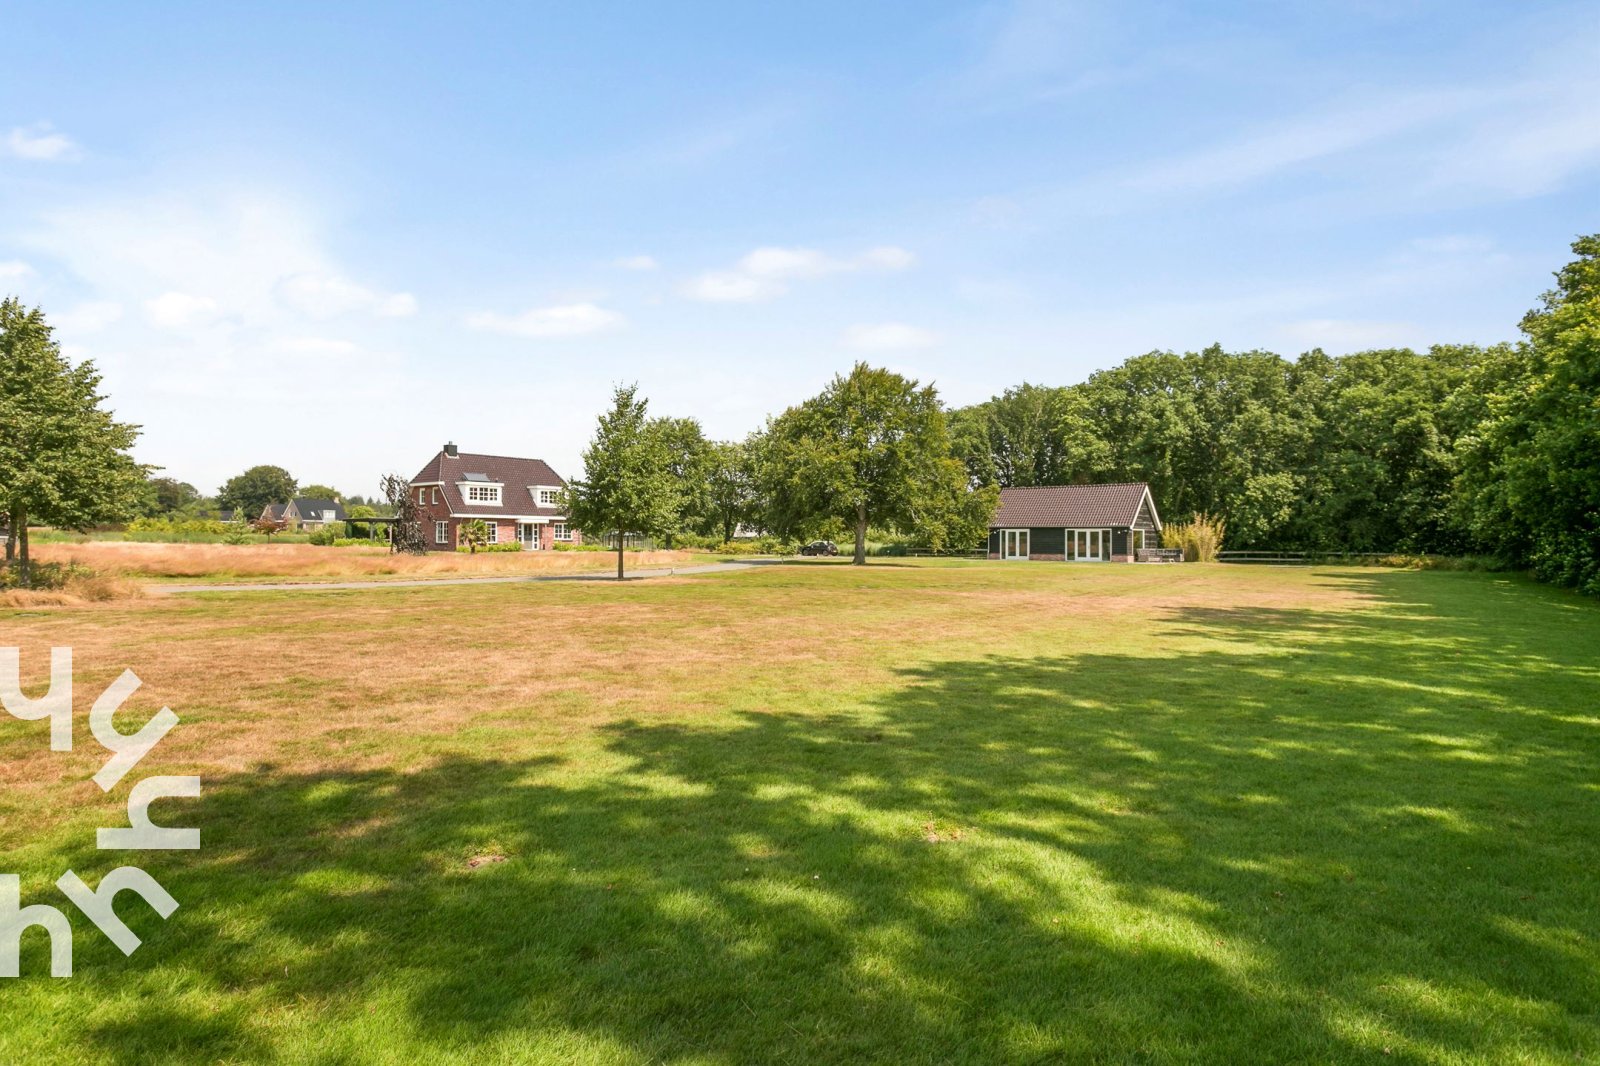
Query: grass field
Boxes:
[
  {"xmin": 1, "ymin": 561, "xmax": 1597, "ymax": 1064},
  {"xmin": 28, "ymin": 541, "xmax": 698, "ymax": 584}
]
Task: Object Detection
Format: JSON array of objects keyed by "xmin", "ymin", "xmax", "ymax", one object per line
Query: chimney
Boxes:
[{"xmin": 444, "ymin": 442, "xmax": 458, "ymax": 458}]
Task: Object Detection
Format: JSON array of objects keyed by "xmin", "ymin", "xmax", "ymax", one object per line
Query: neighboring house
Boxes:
[
  {"xmin": 987, "ymin": 482, "xmax": 1162, "ymax": 562},
  {"xmin": 408, "ymin": 442, "xmax": 581, "ymax": 551},
  {"xmin": 259, "ymin": 498, "xmax": 347, "ymax": 531}
]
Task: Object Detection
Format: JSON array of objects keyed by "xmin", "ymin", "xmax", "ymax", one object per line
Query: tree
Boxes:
[
  {"xmin": 219, "ymin": 465, "xmax": 297, "ymax": 517},
  {"xmin": 949, "ymin": 382, "xmax": 1111, "ymax": 488},
  {"xmin": 141, "ymin": 476, "xmax": 200, "ymax": 516},
  {"xmin": 0, "ymin": 297, "xmax": 145, "ymax": 584},
  {"xmin": 1457, "ymin": 234, "xmax": 1600, "ymax": 592},
  {"xmin": 761, "ymin": 363, "xmax": 995, "ymax": 564},
  {"xmin": 651, "ymin": 416, "xmax": 715, "ymax": 547},
  {"xmin": 564, "ymin": 384, "xmax": 680, "ymax": 580},
  {"xmin": 458, "ymin": 519, "xmax": 489, "ymax": 553},
  {"xmin": 705, "ymin": 438, "xmax": 759, "ymax": 543},
  {"xmin": 252, "ymin": 514, "xmax": 288, "ymax": 541},
  {"xmin": 299, "ymin": 484, "xmax": 341, "ymax": 501},
  {"xmin": 380, "ymin": 474, "xmax": 428, "ymax": 554}
]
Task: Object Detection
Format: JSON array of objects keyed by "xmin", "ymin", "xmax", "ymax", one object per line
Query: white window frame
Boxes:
[
  {"xmin": 532, "ymin": 485, "xmax": 561, "ymax": 507},
  {"xmin": 484, "ymin": 521, "xmax": 498, "ymax": 544},
  {"xmin": 462, "ymin": 483, "xmax": 503, "ymax": 505},
  {"xmin": 551, "ymin": 521, "xmax": 572, "ymax": 542},
  {"xmin": 434, "ymin": 520, "xmax": 447, "ymax": 544},
  {"xmin": 416, "ymin": 487, "xmax": 426, "ymax": 505},
  {"xmin": 431, "ymin": 487, "xmax": 439, "ymax": 505}
]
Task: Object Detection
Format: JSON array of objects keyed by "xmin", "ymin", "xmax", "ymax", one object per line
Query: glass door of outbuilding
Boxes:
[
  {"xmin": 1003, "ymin": 529, "xmax": 1029, "ymax": 560},
  {"xmin": 1068, "ymin": 529, "xmax": 1109, "ymax": 561}
]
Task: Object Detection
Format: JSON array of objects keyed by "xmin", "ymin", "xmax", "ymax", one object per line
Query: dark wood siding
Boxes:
[
  {"xmin": 987, "ymin": 529, "xmax": 1001, "ymax": 554},
  {"xmin": 1131, "ymin": 496, "xmax": 1159, "ymax": 548},
  {"xmin": 1030, "ymin": 527, "xmax": 1065, "ymax": 555}
]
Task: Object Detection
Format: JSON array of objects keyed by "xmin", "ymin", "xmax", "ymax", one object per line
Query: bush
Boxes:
[
  {"xmin": 305, "ymin": 526, "xmax": 339, "ymax": 546},
  {"xmin": 455, "ymin": 542, "xmax": 524, "ymax": 553},
  {"xmin": 127, "ymin": 516, "xmax": 228, "ymax": 536},
  {"xmin": 0, "ymin": 561, "xmax": 138, "ymax": 602},
  {"xmin": 1161, "ymin": 513, "xmax": 1226, "ymax": 562},
  {"xmin": 332, "ymin": 537, "xmax": 383, "ymax": 548}
]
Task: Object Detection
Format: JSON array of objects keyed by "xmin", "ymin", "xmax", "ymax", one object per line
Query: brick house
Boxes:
[
  {"xmin": 987, "ymin": 482, "xmax": 1162, "ymax": 562},
  {"xmin": 409, "ymin": 443, "xmax": 581, "ymax": 551}
]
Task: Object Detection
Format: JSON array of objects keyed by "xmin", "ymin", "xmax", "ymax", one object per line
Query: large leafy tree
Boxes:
[
  {"xmin": 0, "ymin": 297, "xmax": 145, "ymax": 582},
  {"xmin": 218, "ymin": 465, "xmax": 297, "ymax": 517},
  {"xmin": 761, "ymin": 363, "xmax": 994, "ymax": 564},
  {"xmin": 703, "ymin": 438, "xmax": 759, "ymax": 543},
  {"xmin": 1457, "ymin": 234, "xmax": 1600, "ymax": 592},
  {"xmin": 650, "ymin": 415, "xmax": 715, "ymax": 548},
  {"xmin": 140, "ymin": 475, "xmax": 201, "ymax": 516},
  {"xmin": 564, "ymin": 384, "xmax": 680, "ymax": 579},
  {"xmin": 298, "ymin": 483, "xmax": 342, "ymax": 501},
  {"xmin": 949, "ymin": 382, "xmax": 1111, "ymax": 488}
]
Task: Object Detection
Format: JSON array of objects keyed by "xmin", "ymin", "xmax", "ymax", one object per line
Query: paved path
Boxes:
[{"xmin": 149, "ymin": 560, "xmax": 761, "ymax": 595}]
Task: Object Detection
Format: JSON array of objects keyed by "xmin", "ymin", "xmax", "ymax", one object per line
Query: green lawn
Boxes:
[{"xmin": 1, "ymin": 562, "xmax": 1597, "ymax": 1063}]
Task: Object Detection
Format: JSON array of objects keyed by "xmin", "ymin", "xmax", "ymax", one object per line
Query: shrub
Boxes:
[
  {"xmin": 127, "ymin": 516, "xmax": 228, "ymax": 536},
  {"xmin": 332, "ymin": 537, "xmax": 383, "ymax": 548},
  {"xmin": 0, "ymin": 561, "xmax": 138, "ymax": 603},
  {"xmin": 1162, "ymin": 513, "xmax": 1227, "ymax": 562},
  {"xmin": 455, "ymin": 541, "xmax": 523, "ymax": 553}
]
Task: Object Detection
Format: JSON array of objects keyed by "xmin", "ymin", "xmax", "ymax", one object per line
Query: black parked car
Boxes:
[{"xmin": 800, "ymin": 540, "xmax": 838, "ymax": 556}]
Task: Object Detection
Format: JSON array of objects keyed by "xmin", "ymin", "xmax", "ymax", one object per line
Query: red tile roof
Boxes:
[
  {"xmin": 410, "ymin": 449, "xmax": 569, "ymax": 517},
  {"xmin": 991, "ymin": 483, "xmax": 1156, "ymax": 529}
]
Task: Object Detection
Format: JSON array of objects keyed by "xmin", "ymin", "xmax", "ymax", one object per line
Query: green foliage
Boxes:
[
  {"xmin": 455, "ymin": 540, "xmax": 522, "ymax": 553},
  {"xmin": 705, "ymin": 438, "xmax": 760, "ymax": 543},
  {"xmin": 566, "ymin": 384, "xmax": 681, "ymax": 578},
  {"xmin": 140, "ymin": 476, "xmax": 201, "ymax": 516},
  {"xmin": 950, "ymin": 382, "xmax": 1112, "ymax": 488},
  {"xmin": 1453, "ymin": 235, "xmax": 1600, "ymax": 593},
  {"xmin": 298, "ymin": 484, "xmax": 342, "ymax": 501},
  {"xmin": 759, "ymin": 363, "xmax": 997, "ymax": 564},
  {"xmin": 458, "ymin": 519, "xmax": 490, "ymax": 553},
  {"xmin": 218, "ymin": 465, "xmax": 297, "ymax": 517},
  {"xmin": 0, "ymin": 297, "xmax": 146, "ymax": 584},
  {"xmin": 127, "ymin": 515, "xmax": 229, "ymax": 536}
]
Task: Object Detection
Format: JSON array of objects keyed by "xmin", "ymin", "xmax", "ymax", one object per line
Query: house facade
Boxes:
[
  {"xmin": 260, "ymin": 498, "xmax": 346, "ymax": 531},
  {"xmin": 409, "ymin": 443, "xmax": 581, "ymax": 551},
  {"xmin": 987, "ymin": 482, "xmax": 1161, "ymax": 562}
]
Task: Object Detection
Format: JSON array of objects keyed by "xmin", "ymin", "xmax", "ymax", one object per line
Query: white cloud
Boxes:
[
  {"xmin": 279, "ymin": 336, "xmax": 361, "ymax": 356},
  {"xmin": 683, "ymin": 244, "xmax": 915, "ymax": 303},
  {"xmin": 144, "ymin": 291, "xmax": 219, "ymax": 329},
  {"xmin": 5, "ymin": 123, "xmax": 78, "ymax": 161},
  {"xmin": 0, "ymin": 259, "xmax": 34, "ymax": 279},
  {"xmin": 843, "ymin": 322, "xmax": 940, "ymax": 351},
  {"xmin": 466, "ymin": 302, "xmax": 623, "ymax": 338},
  {"xmin": 277, "ymin": 272, "xmax": 416, "ymax": 319},
  {"xmin": 52, "ymin": 301, "xmax": 123, "ymax": 333},
  {"xmin": 613, "ymin": 254, "xmax": 658, "ymax": 271}
]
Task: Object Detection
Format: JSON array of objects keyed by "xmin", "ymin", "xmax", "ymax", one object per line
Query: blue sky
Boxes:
[{"xmin": 2, "ymin": 1, "xmax": 1596, "ymax": 495}]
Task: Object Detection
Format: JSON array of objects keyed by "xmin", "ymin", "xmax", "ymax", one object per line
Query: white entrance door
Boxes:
[
  {"xmin": 519, "ymin": 522, "xmax": 539, "ymax": 550},
  {"xmin": 1003, "ymin": 529, "xmax": 1029, "ymax": 560}
]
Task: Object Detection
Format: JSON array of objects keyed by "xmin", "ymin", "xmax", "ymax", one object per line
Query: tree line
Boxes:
[
  {"xmin": 4, "ymin": 234, "xmax": 1596, "ymax": 592},
  {"xmin": 567, "ymin": 234, "xmax": 1598, "ymax": 591}
]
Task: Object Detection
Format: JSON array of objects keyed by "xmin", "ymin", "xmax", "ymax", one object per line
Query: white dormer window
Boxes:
[
  {"xmin": 459, "ymin": 478, "xmax": 503, "ymax": 505},
  {"xmin": 533, "ymin": 485, "xmax": 561, "ymax": 507}
]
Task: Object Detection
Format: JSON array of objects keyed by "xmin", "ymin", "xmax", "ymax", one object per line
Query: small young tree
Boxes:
[
  {"xmin": 252, "ymin": 514, "xmax": 288, "ymax": 541},
  {"xmin": 458, "ymin": 519, "xmax": 489, "ymax": 554},
  {"xmin": 380, "ymin": 474, "xmax": 429, "ymax": 555},
  {"xmin": 564, "ymin": 384, "xmax": 680, "ymax": 580}
]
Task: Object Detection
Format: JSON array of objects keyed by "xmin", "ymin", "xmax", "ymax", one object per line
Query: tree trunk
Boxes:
[
  {"xmin": 616, "ymin": 532, "xmax": 625, "ymax": 580},
  {"xmin": 17, "ymin": 512, "xmax": 30, "ymax": 587},
  {"xmin": 4, "ymin": 507, "xmax": 14, "ymax": 564},
  {"xmin": 853, "ymin": 502, "xmax": 868, "ymax": 565}
]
